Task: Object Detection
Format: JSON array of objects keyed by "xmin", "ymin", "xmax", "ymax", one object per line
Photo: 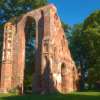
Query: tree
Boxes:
[
  {"xmin": 0, "ymin": 0, "xmax": 48, "ymax": 24},
  {"xmin": 70, "ymin": 10, "xmax": 100, "ymax": 89},
  {"xmin": 82, "ymin": 10, "xmax": 100, "ymax": 88},
  {"xmin": 70, "ymin": 24, "xmax": 88, "ymax": 90}
]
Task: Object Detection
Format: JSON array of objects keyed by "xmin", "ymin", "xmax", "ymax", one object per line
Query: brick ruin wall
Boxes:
[{"xmin": 0, "ymin": 4, "xmax": 79, "ymax": 94}]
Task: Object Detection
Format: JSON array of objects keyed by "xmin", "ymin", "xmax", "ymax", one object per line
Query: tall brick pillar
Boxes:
[{"xmin": 0, "ymin": 22, "xmax": 15, "ymax": 93}]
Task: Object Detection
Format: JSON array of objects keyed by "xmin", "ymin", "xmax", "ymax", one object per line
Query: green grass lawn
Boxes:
[{"xmin": 0, "ymin": 92, "xmax": 100, "ymax": 100}]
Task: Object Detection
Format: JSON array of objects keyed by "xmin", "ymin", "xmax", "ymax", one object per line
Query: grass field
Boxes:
[{"xmin": 0, "ymin": 92, "xmax": 100, "ymax": 100}]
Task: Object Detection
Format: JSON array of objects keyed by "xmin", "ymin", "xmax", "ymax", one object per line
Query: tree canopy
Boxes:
[{"xmin": 70, "ymin": 10, "xmax": 100, "ymax": 89}]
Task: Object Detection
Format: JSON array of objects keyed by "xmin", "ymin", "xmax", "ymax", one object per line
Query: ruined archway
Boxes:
[
  {"xmin": 0, "ymin": 4, "xmax": 78, "ymax": 94},
  {"xmin": 17, "ymin": 11, "xmax": 44, "ymax": 93},
  {"xmin": 24, "ymin": 16, "xmax": 36, "ymax": 93}
]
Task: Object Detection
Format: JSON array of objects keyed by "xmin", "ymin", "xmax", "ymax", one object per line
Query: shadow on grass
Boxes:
[{"xmin": 0, "ymin": 92, "xmax": 100, "ymax": 100}]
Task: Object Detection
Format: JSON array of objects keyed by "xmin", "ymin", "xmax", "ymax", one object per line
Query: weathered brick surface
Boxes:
[{"xmin": 0, "ymin": 4, "xmax": 78, "ymax": 94}]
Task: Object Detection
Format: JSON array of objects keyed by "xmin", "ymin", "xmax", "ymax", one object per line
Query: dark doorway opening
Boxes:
[{"xmin": 24, "ymin": 16, "xmax": 36, "ymax": 94}]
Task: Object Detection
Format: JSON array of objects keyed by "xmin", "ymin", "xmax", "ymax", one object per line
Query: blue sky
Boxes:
[{"xmin": 48, "ymin": 0, "xmax": 100, "ymax": 25}]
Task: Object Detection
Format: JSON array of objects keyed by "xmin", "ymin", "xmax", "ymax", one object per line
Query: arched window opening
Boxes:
[{"xmin": 24, "ymin": 16, "xmax": 36, "ymax": 94}]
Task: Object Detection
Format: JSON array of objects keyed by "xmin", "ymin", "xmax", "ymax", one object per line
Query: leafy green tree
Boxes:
[
  {"xmin": 82, "ymin": 10, "xmax": 100, "ymax": 88},
  {"xmin": 0, "ymin": 0, "xmax": 48, "ymax": 25},
  {"xmin": 70, "ymin": 24, "xmax": 88, "ymax": 90},
  {"xmin": 70, "ymin": 10, "xmax": 100, "ymax": 89}
]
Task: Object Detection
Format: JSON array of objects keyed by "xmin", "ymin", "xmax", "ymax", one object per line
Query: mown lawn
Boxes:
[{"xmin": 0, "ymin": 92, "xmax": 100, "ymax": 100}]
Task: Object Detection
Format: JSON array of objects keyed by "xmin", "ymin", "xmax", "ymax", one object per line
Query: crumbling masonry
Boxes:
[{"xmin": 0, "ymin": 4, "xmax": 78, "ymax": 94}]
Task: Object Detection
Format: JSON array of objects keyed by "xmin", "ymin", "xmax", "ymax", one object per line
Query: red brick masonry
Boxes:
[{"xmin": 0, "ymin": 4, "xmax": 79, "ymax": 94}]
